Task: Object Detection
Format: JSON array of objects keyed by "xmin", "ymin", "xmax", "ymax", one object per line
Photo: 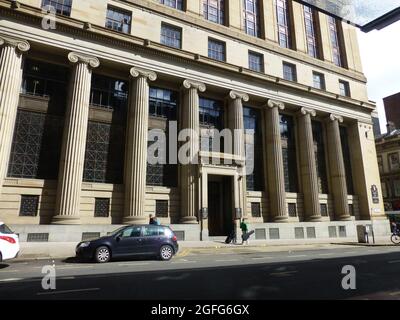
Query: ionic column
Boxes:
[
  {"xmin": 297, "ymin": 108, "xmax": 322, "ymax": 221},
  {"xmin": 180, "ymin": 80, "xmax": 206, "ymax": 224},
  {"xmin": 0, "ymin": 36, "xmax": 30, "ymax": 191},
  {"xmin": 228, "ymin": 90, "xmax": 249, "ymax": 219},
  {"xmin": 326, "ymin": 114, "xmax": 351, "ymax": 221},
  {"xmin": 123, "ymin": 67, "xmax": 157, "ymax": 224},
  {"xmin": 265, "ymin": 99, "xmax": 288, "ymax": 222},
  {"xmin": 52, "ymin": 52, "xmax": 100, "ymax": 224}
]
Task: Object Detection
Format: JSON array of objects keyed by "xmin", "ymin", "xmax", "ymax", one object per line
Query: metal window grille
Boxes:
[
  {"xmin": 320, "ymin": 204, "xmax": 328, "ymax": 217},
  {"xmin": 306, "ymin": 227, "xmax": 316, "ymax": 238},
  {"xmin": 155, "ymin": 200, "xmax": 169, "ymax": 218},
  {"xmin": 255, "ymin": 229, "xmax": 266, "ymax": 240},
  {"xmin": 94, "ymin": 198, "xmax": 110, "ymax": 218},
  {"xmin": 328, "ymin": 226, "xmax": 337, "ymax": 238},
  {"xmin": 27, "ymin": 233, "xmax": 49, "ymax": 242},
  {"xmin": 339, "ymin": 226, "xmax": 347, "ymax": 238},
  {"xmin": 288, "ymin": 203, "xmax": 297, "ymax": 217},
  {"xmin": 175, "ymin": 231, "xmax": 185, "ymax": 241},
  {"xmin": 269, "ymin": 228, "xmax": 280, "ymax": 240},
  {"xmin": 295, "ymin": 227, "xmax": 305, "ymax": 239},
  {"xmin": 251, "ymin": 203, "xmax": 261, "ymax": 218},
  {"xmin": 19, "ymin": 195, "xmax": 39, "ymax": 217},
  {"xmin": 82, "ymin": 232, "xmax": 101, "ymax": 241}
]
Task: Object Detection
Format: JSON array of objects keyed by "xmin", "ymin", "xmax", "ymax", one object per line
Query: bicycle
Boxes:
[{"xmin": 391, "ymin": 227, "xmax": 400, "ymax": 245}]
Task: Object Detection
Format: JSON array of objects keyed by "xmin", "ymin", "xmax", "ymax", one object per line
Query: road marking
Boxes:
[
  {"xmin": 117, "ymin": 262, "xmax": 150, "ymax": 267},
  {"xmin": 251, "ymin": 257, "xmax": 273, "ymax": 260},
  {"xmin": 215, "ymin": 259, "xmax": 239, "ymax": 262},
  {"xmin": 36, "ymin": 288, "xmax": 100, "ymax": 296},
  {"xmin": 56, "ymin": 266, "xmax": 93, "ymax": 270},
  {"xmin": 0, "ymin": 270, "xmax": 20, "ymax": 273},
  {"xmin": 388, "ymin": 260, "xmax": 400, "ymax": 264},
  {"xmin": 390, "ymin": 291, "xmax": 400, "ymax": 296},
  {"xmin": 318, "ymin": 253, "xmax": 334, "ymax": 256},
  {"xmin": 0, "ymin": 278, "xmax": 23, "ymax": 282},
  {"xmin": 288, "ymin": 255, "xmax": 307, "ymax": 258},
  {"xmin": 59, "ymin": 276, "xmax": 76, "ymax": 280},
  {"xmin": 269, "ymin": 271, "xmax": 298, "ymax": 277},
  {"xmin": 171, "ymin": 261, "xmax": 196, "ymax": 264},
  {"xmin": 343, "ymin": 251, "xmax": 357, "ymax": 255}
]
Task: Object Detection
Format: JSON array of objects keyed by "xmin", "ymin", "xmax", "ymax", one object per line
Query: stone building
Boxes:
[{"xmin": 0, "ymin": 0, "xmax": 389, "ymax": 242}]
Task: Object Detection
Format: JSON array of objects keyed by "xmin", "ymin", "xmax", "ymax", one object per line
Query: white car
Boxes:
[{"xmin": 0, "ymin": 222, "xmax": 20, "ymax": 262}]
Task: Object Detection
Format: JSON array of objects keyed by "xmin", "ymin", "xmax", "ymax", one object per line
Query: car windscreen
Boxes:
[
  {"xmin": 109, "ymin": 226, "xmax": 128, "ymax": 236},
  {"xmin": 0, "ymin": 224, "xmax": 13, "ymax": 234}
]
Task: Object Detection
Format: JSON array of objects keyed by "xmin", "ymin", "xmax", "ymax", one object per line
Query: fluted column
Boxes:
[
  {"xmin": 297, "ymin": 108, "xmax": 322, "ymax": 221},
  {"xmin": 265, "ymin": 99, "xmax": 288, "ymax": 222},
  {"xmin": 0, "ymin": 35, "xmax": 30, "ymax": 192},
  {"xmin": 123, "ymin": 67, "xmax": 157, "ymax": 224},
  {"xmin": 52, "ymin": 52, "xmax": 100, "ymax": 224},
  {"xmin": 180, "ymin": 80, "xmax": 206, "ymax": 224},
  {"xmin": 326, "ymin": 114, "xmax": 351, "ymax": 221}
]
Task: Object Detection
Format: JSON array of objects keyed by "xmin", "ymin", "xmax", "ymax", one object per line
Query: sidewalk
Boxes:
[{"xmin": 14, "ymin": 237, "xmax": 394, "ymax": 261}]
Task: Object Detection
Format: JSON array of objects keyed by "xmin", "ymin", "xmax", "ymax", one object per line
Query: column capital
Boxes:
[
  {"xmin": 328, "ymin": 114, "xmax": 344, "ymax": 123},
  {"xmin": 130, "ymin": 66, "xmax": 157, "ymax": 81},
  {"xmin": 0, "ymin": 35, "xmax": 30, "ymax": 53},
  {"xmin": 298, "ymin": 107, "xmax": 317, "ymax": 117},
  {"xmin": 266, "ymin": 99, "xmax": 285, "ymax": 110},
  {"xmin": 182, "ymin": 79, "xmax": 206, "ymax": 92},
  {"xmin": 68, "ymin": 52, "xmax": 100, "ymax": 68},
  {"xmin": 228, "ymin": 90, "xmax": 249, "ymax": 102}
]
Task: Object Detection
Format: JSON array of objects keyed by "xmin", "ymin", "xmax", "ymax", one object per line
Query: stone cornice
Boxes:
[
  {"xmin": 228, "ymin": 90, "xmax": 249, "ymax": 102},
  {"xmin": 0, "ymin": 34, "xmax": 30, "ymax": 52},
  {"xmin": 68, "ymin": 52, "xmax": 100, "ymax": 68},
  {"xmin": 267, "ymin": 99, "xmax": 285, "ymax": 110},
  {"xmin": 298, "ymin": 107, "xmax": 317, "ymax": 117},
  {"xmin": 182, "ymin": 79, "xmax": 206, "ymax": 92},
  {"xmin": 130, "ymin": 66, "xmax": 157, "ymax": 81}
]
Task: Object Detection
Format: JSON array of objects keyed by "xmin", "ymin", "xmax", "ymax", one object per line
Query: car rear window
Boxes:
[{"xmin": 0, "ymin": 224, "xmax": 13, "ymax": 234}]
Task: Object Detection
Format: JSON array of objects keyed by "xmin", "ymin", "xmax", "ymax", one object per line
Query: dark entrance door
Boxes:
[{"xmin": 208, "ymin": 176, "xmax": 233, "ymax": 236}]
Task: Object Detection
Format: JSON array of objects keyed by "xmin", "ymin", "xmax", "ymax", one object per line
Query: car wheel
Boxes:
[
  {"xmin": 95, "ymin": 246, "xmax": 111, "ymax": 263},
  {"xmin": 159, "ymin": 245, "xmax": 173, "ymax": 261}
]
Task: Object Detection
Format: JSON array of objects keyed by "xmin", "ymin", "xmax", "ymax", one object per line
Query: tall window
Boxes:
[
  {"xmin": 42, "ymin": 0, "xmax": 72, "ymax": 16},
  {"xmin": 328, "ymin": 16, "xmax": 344, "ymax": 67},
  {"xmin": 283, "ymin": 62, "xmax": 297, "ymax": 82},
  {"xmin": 199, "ymin": 98, "xmax": 224, "ymax": 129},
  {"xmin": 244, "ymin": 107, "xmax": 263, "ymax": 191},
  {"xmin": 303, "ymin": 5, "xmax": 320, "ymax": 58},
  {"xmin": 149, "ymin": 87, "xmax": 178, "ymax": 119},
  {"xmin": 248, "ymin": 51, "xmax": 264, "ymax": 73},
  {"xmin": 161, "ymin": 23, "xmax": 182, "ymax": 49},
  {"xmin": 243, "ymin": 0, "xmax": 261, "ymax": 37},
  {"xmin": 159, "ymin": 0, "xmax": 183, "ymax": 10},
  {"xmin": 276, "ymin": 0, "xmax": 292, "ymax": 48},
  {"xmin": 90, "ymin": 74, "xmax": 128, "ymax": 110},
  {"xmin": 280, "ymin": 115, "xmax": 298, "ymax": 192},
  {"xmin": 106, "ymin": 6, "xmax": 132, "ymax": 34},
  {"xmin": 312, "ymin": 121, "xmax": 328, "ymax": 194},
  {"xmin": 208, "ymin": 38, "xmax": 226, "ymax": 61},
  {"xmin": 203, "ymin": 0, "xmax": 225, "ymax": 25},
  {"xmin": 340, "ymin": 126, "xmax": 354, "ymax": 195},
  {"xmin": 313, "ymin": 72, "xmax": 326, "ymax": 90}
]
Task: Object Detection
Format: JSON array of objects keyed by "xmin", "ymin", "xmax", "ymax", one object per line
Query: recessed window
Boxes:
[
  {"xmin": 251, "ymin": 202, "xmax": 261, "ymax": 217},
  {"xmin": 106, "ymin": 6, "xmax": 132, "ymax": 34},
  {"xmin": 208, "ymin": 38, "xmax": 226, "ymax": 62},
  {"xmin": 282, "ymin": 62, "xmax": 297, "ymax": 82},
  {"xmin": 313, "ymin": 72, "xmax": 326, "ymax": 90},
  {"xmin": 303, "ymin": 5, "xmax": 320, "ymax": 58},
  {"xmin": 155, "ymin": 200, "xmax": 169, "ymax": 218},
  {"xmin": 248, "ymin": 51, "xmax": 264, "ymax": 73},
  {"xmin": 159, "ymin": 0, "xmax": 183, "ymax": 10},
  {"xmin": 276, "ymin": 0, "xmax": 293, "ymax": 48},
  {"xmin": 320, "ymin": 204, "xmax": 328, "ymax": 217},
  {"xmin": 288, "ymin": 203, "xmax": 297, "ymax": 217},
  {"xmin": 389, "ymin": 153, "xmax": 400, "ymax": 171},
  {"xmin": 20, "ymin": 195, "xmax": 39, "ymax": 217},
  {"xmin": 243, "ymin": 0, "xmax": 261, "ymax": 37},
  {"xmin": 41, "ymin": 0, "xmax": 72, "ymax": 16},
  {"xmin": 94, "ymin": 198, "xmax": 110, "ymax": 217},
  {"xmin": 161, "ymin": 23, "xmax": 182, "ymax": 49},
  {"xmin": 203, "ymin": 0, "xmax": 225, "ymax": 25},
  {"xmin": 90, "ymin": 74, "xmax": 128, "ymax": 110},
  {"xmin": 328, "ymin": 16, "xmax": 344, "ymax": 67},
  {"xmin": 339, "ymin": 80, "xmax": 351, "ymax": 97}
]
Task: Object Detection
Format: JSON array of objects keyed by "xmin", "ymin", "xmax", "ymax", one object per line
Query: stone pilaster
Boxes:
[
  {"xmin": 265, "ymin": 99, "xmax": 288, "ymax": 222},
  {"xmin": 52, "ymin": 52, "xmax": 100, "ymax": 224},
  {"xmin": 123, "ymin": 67, "xmax": 157, "ymax": 224},
  {"xmin": 297, "ymin": 107, "xmax": 322, "ymax": 221},
  {"xmin": 180, "ymin": 80, "xmax": 206, "ymax": 224},
  {"xmin": 0, "ymin": 35, "xmax": 30, "ymax": 191},
  {"xmin": 326, "ymin": 114, "xmax": 351, "ymax": 221}
]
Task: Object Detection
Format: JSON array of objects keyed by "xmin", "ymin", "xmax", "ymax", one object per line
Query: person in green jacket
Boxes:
[{"xmin": 240, "ymin": 219, "xmax": 249, "ymax": 245}]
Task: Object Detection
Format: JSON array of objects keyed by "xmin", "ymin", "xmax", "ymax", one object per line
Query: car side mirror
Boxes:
[{"xmin": 116, "ymin": 236, "xmax": 121, "ymax": 242}]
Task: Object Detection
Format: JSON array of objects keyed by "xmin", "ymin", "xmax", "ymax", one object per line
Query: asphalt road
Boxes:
[{"xmin": 1, "ymin": 246, "xmax": 400, "ymax": 300}]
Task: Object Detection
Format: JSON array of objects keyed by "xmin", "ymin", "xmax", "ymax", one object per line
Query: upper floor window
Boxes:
[
  {"xmin": 389, "ymin": 153, "xmax": 400, "ymax": 171},
  {"xmin": 243, "ymin": 0, "xmax": 261, "ymax": 38},
  {"xmin": 339, "ymin": 80, "xmax": 350, "ymax": 97},
  {"xmin": 42, "ymin": 0, "xmax": 72, "ymax": 16},
  {"xmin": 203, "ymin": 0, "xmax": 225, "ymax": 25},
  {"xmin": 328, "ymin": 16, "xmax": 344, "ymax": 67},
  {"xmin": 276, "ymin": 0, "xmax": 292, "ymax": 48},
  {"xmin": 90, "ymin": 74, "xmax": 128, "ymax": 110},
  {"xmin": 208, "ymin": 38, "xmax": 226, "ymax": 62},
  {"xmin": 303, "ymin": 5, "xmax": 320, "ymax": 58},
  {"xmin": 248, "ymin": 51, "xmax": 264, "ymax": 73},
  {"xmin": 161, "ymin": 23, "xmax": 182, "ymax": 49},
  {"xmin": 106, "ymin": 6, "xmax": 132, "ymax": 34},
  {"xmin": 159, "ymin": 0, "xmax": 183, "ymax": 10},
  {"xmin": 283, "ymin": 62, "xmax": 297, "ymax": 82},
  {"xmin": 313, "ymin": 72, "xmax": 325, "ymax": 90}
]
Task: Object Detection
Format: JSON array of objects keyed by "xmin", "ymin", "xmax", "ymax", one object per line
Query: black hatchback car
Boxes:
[{"xmin": 76, "ymin": 225, "xmax": 179, "ymax": 263}]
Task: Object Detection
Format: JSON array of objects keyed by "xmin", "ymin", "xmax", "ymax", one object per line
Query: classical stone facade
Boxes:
[{"xmin": 0, "ymin": 0, "xmax": 389, "ymax": 242}]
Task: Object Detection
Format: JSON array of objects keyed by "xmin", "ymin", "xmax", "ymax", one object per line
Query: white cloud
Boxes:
[{"xmin": 357, "ymin": 20, "xmax": 400, "ymax": 133}]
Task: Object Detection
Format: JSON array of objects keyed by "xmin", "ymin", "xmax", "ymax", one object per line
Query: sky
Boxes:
[{"xmin": 357, "ymin": 20, "xmax": 400, "ymax": 133}]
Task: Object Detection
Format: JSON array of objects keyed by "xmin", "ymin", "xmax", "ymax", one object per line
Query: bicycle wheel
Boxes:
[{"xmin": 391, "ymin": 234, "xmax": 400, "ymax": 244}]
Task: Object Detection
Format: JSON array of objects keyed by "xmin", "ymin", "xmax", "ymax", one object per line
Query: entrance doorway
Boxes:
[{"xmin": 207, "ymin": 175, "xmax": 233, "ymax": 236}]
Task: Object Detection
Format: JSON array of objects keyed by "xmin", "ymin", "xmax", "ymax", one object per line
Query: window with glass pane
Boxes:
[
  {"xmin": 208, "ymin": 38, "xmax": 226, "ymax": 61},
  {"xmin": 283, "ymin": 62, "xmax": 297, "ymax": 82},
  {"xmin": 42, "ymin": 0, "xmax": 72, "ymax": 16},
  {"xmin": 203, "ymin": 0, "xmax": 224, "ymax": 25},
  {"xmin": 339, "ymin": 80, "xmax": 350, "ymax": 97},
  {"xmin": 312, "ymin": 121, "xmax": 328, "ymax": 194},
  {"xmin": 149, "ymin": 87, "xmax": 178, "ymax": 119},
  {"xmin": 90, "ymin": 74, "xmax": 128, "ymax": 111},
  {"xmin": 280, "ymin": 114, "xmax": 298, "ymax": 192},
  {"xmin": 276, "ymin": 0, "xmax": 292, "ymax": 48},
  {"xmin": 199, "ymin": 98, "xmax": 224, "ymax": 129},
  {"xmin": 243, "ymin": 0, "xmax": 261, "ymax": 37},
  {"xmin": 159, "ymin": 0, "xmax": 183, "ymax": 10},
  {"xmin": 303, "ymin": 5, "xmax": 320, "ymax": 58},
  {"xmin": 161, "ymin": 23, "xmax": 182, "ymax": 49},
  {"xmin": 248, "ymin": 51, "xmax": 264, "ymax": 72},
  {"xmin": 313, "ymin": 72, "xmax": 325, "ymax": 90},
  {"xmin": 340, "ymin": 126, "xmax": 354, "ymax": 195},
  {"xmin": 106, "ymin": 6, "xmax": 132, "ymax": 34},
  {"xmin": 328, "ymin": 16, "xmax": 344, "ymax": 67}
]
